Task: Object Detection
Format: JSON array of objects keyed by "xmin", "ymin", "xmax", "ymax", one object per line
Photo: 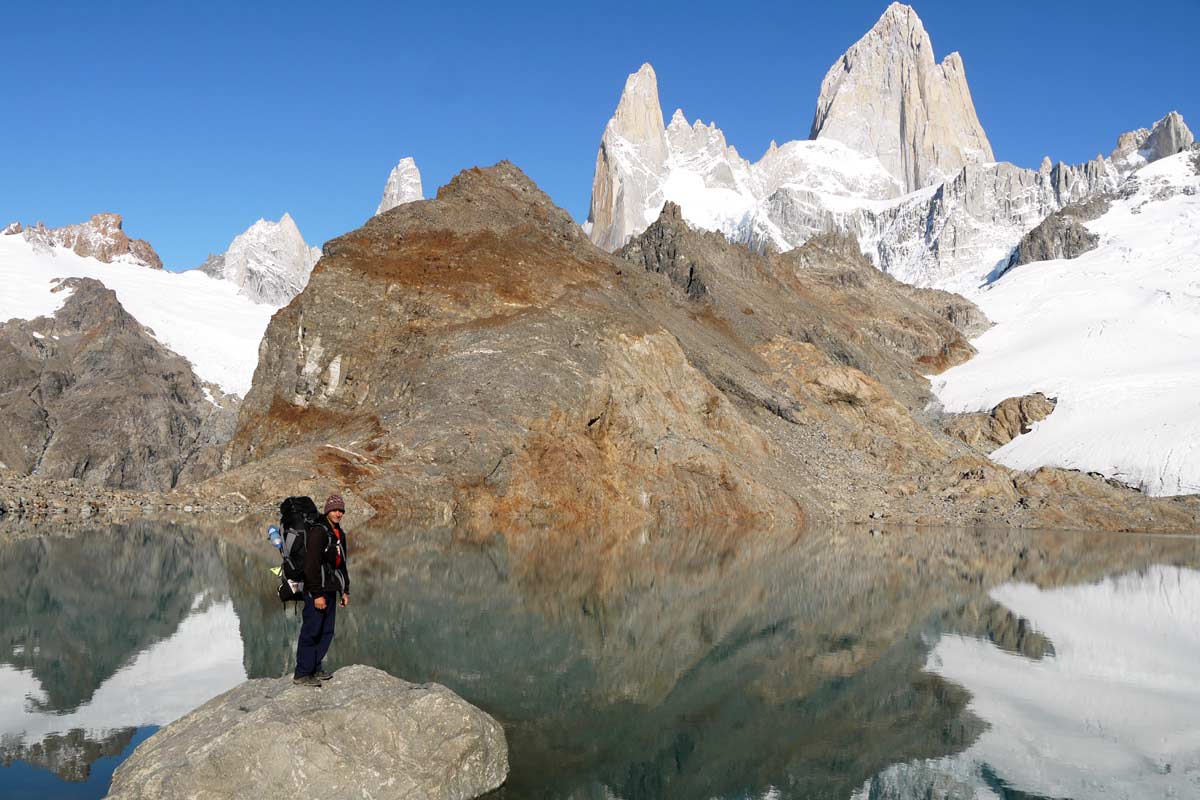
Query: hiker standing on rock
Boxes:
[{"xmin": 294, "ymin": 494, "xmax": 351, "ymax": 686}]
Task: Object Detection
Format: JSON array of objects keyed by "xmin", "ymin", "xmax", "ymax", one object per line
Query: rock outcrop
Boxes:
[
  {"xmin": 0, "ymin": 278, "xmax": 231, "ymax": 490},
  {"xmin": 219, "ymin": 162, "xmax": 808, "ymax": 529},
  {"xmin": 999, "ymin": 196, "xmax": 1110, "ymax": 275},
  {"xmin": 377, "ymin": 156, "xmax": 424, "ymax": 215},
  {"xmin": 1111, "ymin": 111, "xmax": 1195, "ymax": 167},
  {"xmin": 809, "ymin": 2, "xmax": 995, "ymax": 192},
  {"xmin": 198, "ymin": 213, "xmax": 322, "ymax": 306},
  {"xmin": 945, "ymin": 393, "xmax": 1057, "ymax": 451},
  {"xmin": 21, "ymin": 213, "xmax": 162, "ymax": 269},
  {"xmin": 200, "ymin": 163, "xmax": 1199, "ymax": 532},
  {"xmin": 105, "ymin": 665, "xmax": 508, "ymax": 800}
]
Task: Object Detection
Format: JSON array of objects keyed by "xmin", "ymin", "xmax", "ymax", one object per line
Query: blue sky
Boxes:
[{"xmin": 1, "ymin": 0, "xmax": 1196, "ymax": 271}]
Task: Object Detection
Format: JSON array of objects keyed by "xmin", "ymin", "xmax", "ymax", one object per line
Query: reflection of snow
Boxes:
[
  {"xmin": 852, "ymin": 566, "xmax": 1200, "ymax": 799},
  {"xmin": 0, "ymin": 596, "xmax": 246, "ymax": 748}
]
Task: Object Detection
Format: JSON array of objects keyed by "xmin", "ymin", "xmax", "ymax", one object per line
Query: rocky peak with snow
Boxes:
[
  {"xmin": 20, "ymin": 213, "xmax": 163, "ymax": 269},
  {"xmin": 1109, "ymin": 111, "xmax": 1194, "ymax": 169},
  {"xmin": 585, "ymin": 48, "xmax": 1193, "ymax": 287},
  {"xmin": 376, "ymin": 156, "xmax": 424, "ymax": 215},
  {"xmin": 198, "ymin": 213, "xmax": 321, "ymax": 306},
  {"xmin": 586, "ymin": 63, "xmax": 671, "ymax": 251},
  {"xmin": 809, "ymin": 2, "xmax": 994, "ymax": 192},
  {"xmin": 585, "ymin": 63, "xmax": 902, "ymax": 253}
]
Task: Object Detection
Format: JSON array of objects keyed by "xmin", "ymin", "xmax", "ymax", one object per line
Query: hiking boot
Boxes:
[
  {"xmin": 292, "ymin": 674, "xmax": 322, "ymax": 687},
  {"xmin": 316, "ymin": 670, "xmax": 334, "ymax": 681}
]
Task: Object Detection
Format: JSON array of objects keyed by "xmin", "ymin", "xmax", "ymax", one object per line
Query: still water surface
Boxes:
[{"xmin": 1, "ymin": 522, "xmax": 1198, "ymax": 799}]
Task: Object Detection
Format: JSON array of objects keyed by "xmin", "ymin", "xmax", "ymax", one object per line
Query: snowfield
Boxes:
[
  {"xmin": 0, "ymin": 234, "xmax": 277, "ymax": 396},
  {"xmin": 855, "ymin": 565, "xmax": 1200, "ymax": 799},
  {"xmin": 932, "ymin": 151, "xmax": 1200, "ymax": 496}
]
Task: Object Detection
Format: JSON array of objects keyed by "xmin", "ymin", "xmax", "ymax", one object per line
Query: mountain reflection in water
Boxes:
[{"xmin": 1, "ymin": 521, "xmax": 1198, "ymax": 799}]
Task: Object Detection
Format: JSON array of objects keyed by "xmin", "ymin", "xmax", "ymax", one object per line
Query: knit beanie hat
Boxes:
[{"xmin": 324, "ymin": 494, "xmax": 346, "ymax": 514}]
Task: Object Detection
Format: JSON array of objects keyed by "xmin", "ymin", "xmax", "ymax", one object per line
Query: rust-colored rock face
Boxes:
[{"xmin": 204, "ymin": 162, "xmax": 1198, "ymax": 534}]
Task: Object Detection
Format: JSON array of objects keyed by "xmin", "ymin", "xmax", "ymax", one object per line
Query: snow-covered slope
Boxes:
[
  {"xmin": 198, "ymin": 213, "xmax": 321, "ymax": 306},
  {"xmin": 932, "ymin": 151, "xmax": 1200, "ymax": 496},
  {"xmin": 0, "ymin": 232, "xmax": 275, "ymax": 395},
  {"xmin": 376, "ymin": 156, "xmax": 423, "ymax": 215},
  {"xmin": 855, "ymin": 565, "xmax": 1200, "ymax": 798}
]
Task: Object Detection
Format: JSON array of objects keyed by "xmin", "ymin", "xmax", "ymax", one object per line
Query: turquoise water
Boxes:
[{"xmin": 1, "ymin": 522, "xmax": 1198, "ymax": 799}]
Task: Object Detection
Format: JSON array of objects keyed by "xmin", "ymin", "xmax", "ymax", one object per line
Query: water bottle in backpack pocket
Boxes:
[{"xmin": 272, "ymin": 496, "xmax": 321, "ymax": 603}]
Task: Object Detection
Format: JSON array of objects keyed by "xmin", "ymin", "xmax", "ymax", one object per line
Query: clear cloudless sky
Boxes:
[{"xmin": 1, "ymin": 0, "xmax": 1197, "ymax": 270}]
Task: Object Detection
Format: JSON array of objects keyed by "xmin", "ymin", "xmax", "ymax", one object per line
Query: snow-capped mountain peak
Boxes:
[
  {"xmin": 376, "ymin": 156, "xmax": 424, "ymax": 215},
  {"xmin": 198, "ymin": 214, "xmax": 321, "ymax": 306}
]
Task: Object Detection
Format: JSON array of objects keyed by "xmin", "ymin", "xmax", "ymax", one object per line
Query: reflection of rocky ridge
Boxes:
[
  {"xmin": 0, "ymin": 727, "xmax": 135, "ymax": 782},
  {"xmin": 860, "ymin": 565, "xmax": 1200, "ymax": 798},
  {"xmin": 0, "ymin": 524, "xmax": 231, "ymax": 712}
]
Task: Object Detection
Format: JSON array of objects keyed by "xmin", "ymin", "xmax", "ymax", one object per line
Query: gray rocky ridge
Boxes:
[
  {"xmin": 810, "ymin": 2, "xmax": 994, "ymax": 192},
  {"xmin": 377, "ymin": 156, "xmax": 424, "ymax": 214},
  {"xmin": 0, "ymin": 278, "xmax": 232, "ymax": 491},
  {"xmin": 105, "ymin": 665, "xmax": 508, "ymax": 800},
  {"xmin": 998, "ymin": 195, "xmax": 1111, "ymax": 276},
  {"xmin": 198, "ymin": 213, "xmax": 322, "ymax": 305}
]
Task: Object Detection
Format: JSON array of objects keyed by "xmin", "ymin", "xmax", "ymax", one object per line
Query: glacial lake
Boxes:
[{"xmin": 1, "ymin": 521, "xmax": 1198, "ymax": 799}]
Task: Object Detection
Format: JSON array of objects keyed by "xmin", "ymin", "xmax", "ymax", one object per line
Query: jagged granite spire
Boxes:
[
  {"xmin": 586, "ymin": 63, "xmax": 669, "ymax": 251},
  {"xmin": 810, "ymin": 2, "xmax": 994, "ymax": 191},
  {"xmin": 199, "ymin": 213, "xmax": 321, "ymax": 306},
  {"xmin": 376, "ymin": 157, "xmax": 424, "ymax": 215}
]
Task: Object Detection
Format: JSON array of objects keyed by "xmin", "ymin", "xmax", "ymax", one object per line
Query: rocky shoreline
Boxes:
[{"xmin": 0, "ymin": 470, "xmax": 272, "ymax": 528}]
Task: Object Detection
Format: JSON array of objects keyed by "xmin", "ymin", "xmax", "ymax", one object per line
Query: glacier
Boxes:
[{"xmin": 933, "ymin": 151, "xmax": 1200, "ymax": 496}]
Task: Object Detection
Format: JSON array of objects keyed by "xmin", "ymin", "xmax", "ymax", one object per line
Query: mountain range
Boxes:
[{"xmin": 0, "ymin": 3, "xmax": 1196, "ymax": 527}]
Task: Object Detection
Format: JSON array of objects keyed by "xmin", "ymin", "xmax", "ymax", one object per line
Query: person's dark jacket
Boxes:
[{"xmin": 303, "ymin": 517, "xmax": 350, "ymax": 596}]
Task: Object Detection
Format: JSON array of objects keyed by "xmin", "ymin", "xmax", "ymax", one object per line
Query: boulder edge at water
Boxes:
[{"xmin": 104, "ymin": 664, "xmax": 508, "ymax": 800}]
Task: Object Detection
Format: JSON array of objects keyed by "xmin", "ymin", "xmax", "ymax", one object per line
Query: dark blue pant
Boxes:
[{"xmin": 295, "ymin": 592, "xmax": 336, "ymax": 678}]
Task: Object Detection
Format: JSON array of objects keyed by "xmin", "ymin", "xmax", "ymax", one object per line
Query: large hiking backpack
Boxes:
[{"xmin": 277, "ymin": 496, "xmax": 320, "ymax": 601}]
